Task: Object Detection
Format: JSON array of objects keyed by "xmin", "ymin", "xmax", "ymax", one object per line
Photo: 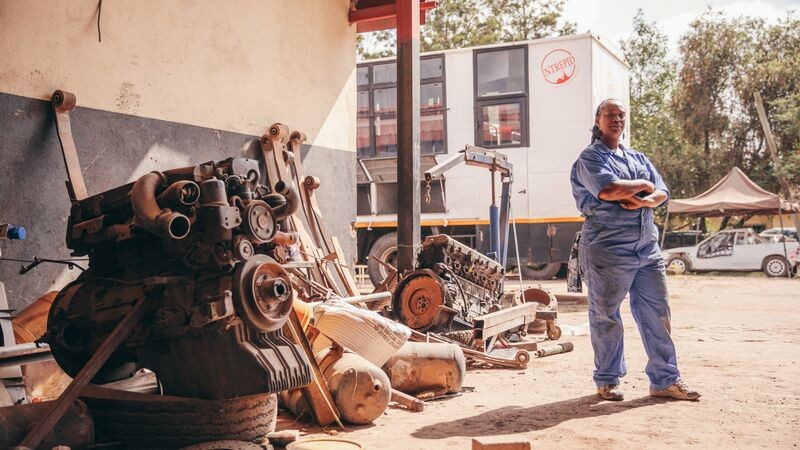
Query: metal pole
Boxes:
[
  {"xmin": 660, "ymin": 210, "xmax": 670, "ymax": 249},
  {"xmin": 778, "ymin": 211, "xmax": 790, "ymax": 278},
  {"xmin": 396, "ymin": 0, "xmax": 421, "ymax": 273}
]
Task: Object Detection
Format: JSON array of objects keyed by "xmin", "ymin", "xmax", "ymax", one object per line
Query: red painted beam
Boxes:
[{"xmin": 350, "ymin": 1, "xmax": 435, "ymax": 33}]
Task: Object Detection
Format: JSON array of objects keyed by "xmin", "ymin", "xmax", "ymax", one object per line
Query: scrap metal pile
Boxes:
[{"xmin": 0, "ymin": 90, "xmax": 572, "ymax": 449}]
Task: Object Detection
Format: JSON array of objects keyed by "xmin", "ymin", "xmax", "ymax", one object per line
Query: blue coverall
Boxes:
[{"xmin": 570, "ymin": 139, "xmax": 681, "ymax": 391}]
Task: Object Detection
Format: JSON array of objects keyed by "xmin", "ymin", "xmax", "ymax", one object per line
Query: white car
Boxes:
[
  {"xmin": 759, "ymin": 227, "xmax": 797, "ymax": 242},
  {"xmin": 663, "ymin": 228, "xmax": 799, "ymax": 277}
]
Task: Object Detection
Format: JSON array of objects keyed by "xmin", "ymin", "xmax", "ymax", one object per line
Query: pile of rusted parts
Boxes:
[
  {"xmin": 0, "ymin": 91, "xmax": 474, "ymax": 449},
  {"xmin": 379, "ymin": 234, "xmax": 565, "ymax": 370}
]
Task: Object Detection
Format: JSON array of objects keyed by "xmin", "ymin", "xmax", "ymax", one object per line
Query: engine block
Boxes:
[{"xmin": 45, "ymin": 157, "xmax": 312, "ymax": 400}]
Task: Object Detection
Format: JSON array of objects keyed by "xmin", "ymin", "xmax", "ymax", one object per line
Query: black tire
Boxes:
[
  {"xmin": 520, "ymin": 261, "xmax": 561, "ymax": 280},
  {"xmin": 666, "ymin": 255, "xmax": 691, "ymax": 275},
  {"xmin": 367, "ymin": 232, "xmax": 398, "ymax": 286},
  {"xmin": 763, "ymin": 255, "xmax": 789, "ymax": 278},
  {"xmin": 81, "ymin": 385, "xmax": 277, "ymax": 449}
]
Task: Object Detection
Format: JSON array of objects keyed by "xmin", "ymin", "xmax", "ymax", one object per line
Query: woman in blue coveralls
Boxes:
[{"xmin": 570, "ymin": 99, "xmax": 700, "ymax": 401}]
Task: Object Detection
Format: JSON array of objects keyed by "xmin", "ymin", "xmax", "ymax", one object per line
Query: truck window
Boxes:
[
  {"xmin": 356, "ymin": 55, "xmax": 447, "ymax": 159},
  {"xmin": 473, "ymin": 46, "xmax": 529, "ymax": 148}
]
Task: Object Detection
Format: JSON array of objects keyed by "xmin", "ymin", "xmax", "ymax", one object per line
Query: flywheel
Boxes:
[{"xmin": 392, "ymin": 270, "xmax": 450, "ymax": 331}]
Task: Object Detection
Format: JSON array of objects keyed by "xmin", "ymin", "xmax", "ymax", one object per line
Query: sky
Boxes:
[{"xmin": 561, "ymin": 0, "xmax": 799, "ymax": 55}]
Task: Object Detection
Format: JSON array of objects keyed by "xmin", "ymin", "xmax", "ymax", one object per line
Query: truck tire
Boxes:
[
  {"xmin": 367, "ymin": 232, "xmax": 398, "ymax": 286},
  {"xmin": 520, "ymin": 261, "xmax": 561, "ymax": 280},
  {"xmin": 762, "ymin": 255, "xmax": 789, "ymax": 277},
  {"xmin": 81, "ymin": 385, "xmax": 277, "ymax": 449},
  {"xmin": 665, "ymin": 255, "xmax": 691, "ymax": 275}
]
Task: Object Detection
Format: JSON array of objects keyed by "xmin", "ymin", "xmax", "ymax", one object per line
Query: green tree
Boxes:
[
  {"xmin": 732, "ymin": 12, "xmax": 800, "ymax": 193},
  {"xmin": 621, "ymin": 10, "xmax": 696, "ymax": 199},
  {"xmin": 356, "ymin": 0, "xmax": 576, "ymax": 59},
  {"xmin": 671, "ymin": 10, "xmax": 752, "ymax": 187},
  {"xmin": 490, "ymin": 0, "xmax": 576, "ymax": 43}
]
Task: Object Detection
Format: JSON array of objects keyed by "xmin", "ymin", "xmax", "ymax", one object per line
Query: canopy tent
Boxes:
[
  {"xmin": 662, "ymin": 167, "xmax": 799, "ymax": 277},
  {"xmin": 667, "ymin": 167, "xmax": 798, "ymax": 217}
]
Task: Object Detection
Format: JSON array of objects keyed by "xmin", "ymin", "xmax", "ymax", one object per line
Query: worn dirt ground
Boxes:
[{"xmin": 291, "ymin": 275, "xmax": 800, "ymax": 449}]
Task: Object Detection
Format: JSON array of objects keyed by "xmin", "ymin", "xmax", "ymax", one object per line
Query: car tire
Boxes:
[
  {"xmin": 520, "ymin": 261, "xmax": 562, "ymax": 280},
  {"xmin": 81, "ymin": 385, "xmax": 277, "ymax": 449},
  {"xmin": 762, "ymin": 255, "xmax": 789, "ymax": 278},
  {"xmin": 367, "ymin": 232, "xmax": 398, "ymax": 286},
  {"xmin": 665, "ymin": 255, "xmax": 691, "ymax": 275}
]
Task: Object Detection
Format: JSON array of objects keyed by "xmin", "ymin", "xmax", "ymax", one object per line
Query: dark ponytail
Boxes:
[{"xmin": 590, "ymin": 125, "xmax": 602, "ymax": 143}]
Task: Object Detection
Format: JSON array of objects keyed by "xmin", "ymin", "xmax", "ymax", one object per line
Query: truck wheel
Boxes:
[
  {"xmin": 666, "ymin": 255, "xmax": 691, "ymax": 275},
  {"xmin": 367, "ymin": 232, "xmax": 398, "ymax": 286},
  {"xmin": 520, "ymin": 261, "xmax": 561, "ymax": 280},
  {"xmin": 763, "ymin": 255, "xmax": 789, "ymax": 277}
]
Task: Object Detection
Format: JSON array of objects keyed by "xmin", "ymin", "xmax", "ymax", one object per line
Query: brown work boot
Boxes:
[
  {"xmin": 597, "ymin": 384, "xmax": 624, "ymax": 401},
  {"xmin": 650, "ymin": 379, "xmax": 701, "ymax": 401}
]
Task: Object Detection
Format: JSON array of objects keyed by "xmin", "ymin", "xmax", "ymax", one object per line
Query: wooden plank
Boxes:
[
  {"xmin": 20, "ymin": 296, "xmax": 148, "ymax": 449},
  {"xmin": 285, "ymin": 309, "xmax": 343, "ymax": 428},
  {"xmin": 331, "ymin": 236, "xmax": 360, "ymax": 296}
]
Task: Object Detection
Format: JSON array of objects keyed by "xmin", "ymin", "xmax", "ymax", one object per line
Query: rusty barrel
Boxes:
[
  {"xmin": 0, "ymin": 399, "xmax": 94, "ymax": 449},
  {"xmin": 381, "ymin": 342, "xmax": 466, "ymax": 396},
  {"xmin": 281, "ymin": 348, "xmax": 391, "ymax": 425},
  {"xmin": 12, "ymin": 291, "xmax": 56, "ymax": 344}
]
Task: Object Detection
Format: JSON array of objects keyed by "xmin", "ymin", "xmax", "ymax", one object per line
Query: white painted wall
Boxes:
[{"xmin": 0, "ymin": 0, "xmax": 356, "ymax": 151}]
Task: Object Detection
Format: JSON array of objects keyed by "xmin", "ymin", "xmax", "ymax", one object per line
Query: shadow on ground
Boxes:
[{"xmin": 412, "ymin": 395, "xmax": 670, "ymax": 439}]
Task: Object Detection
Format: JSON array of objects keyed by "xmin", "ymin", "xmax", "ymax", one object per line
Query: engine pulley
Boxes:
[{"xmin": 233, "ymin": 254, "xmax": 294, "ymax": 332}]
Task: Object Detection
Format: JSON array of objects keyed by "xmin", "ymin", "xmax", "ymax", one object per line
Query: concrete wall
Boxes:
[{"xmin": 0, "ymin": 1, "xmax": 357, "ymax": 310}]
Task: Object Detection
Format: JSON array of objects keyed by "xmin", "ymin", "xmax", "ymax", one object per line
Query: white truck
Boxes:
[
  {"xmin": 355, "ymin": 33, "xmax": 630, "ymax": 284},
  {"xmin": 663, "ymin": 228, "xmax": 799, "ymax": 277}
]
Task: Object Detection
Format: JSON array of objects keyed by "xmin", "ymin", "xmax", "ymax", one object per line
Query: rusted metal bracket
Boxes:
[{"xmin": 51, "ymin": 90, "xmax": 88, "ymax": 203}]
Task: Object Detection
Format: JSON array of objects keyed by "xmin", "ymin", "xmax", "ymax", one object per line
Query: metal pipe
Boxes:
[
  {"xmin": 534, "ymin": 342, "xmax": 574, "ymax": 358},
  {"xmin": 156, "ymin": 180, "xmax": 200, "ymax": 208},
  {"xmin": 131, "ymin": 172, "xmax": 191, "ymax": 239},
  {"xmin": 335, "ymin": 292, "xmax": 392, "ymax": 305},
  {"xmin": 272, "ymin": 180, "xmax": 300, "ymax": 220}
]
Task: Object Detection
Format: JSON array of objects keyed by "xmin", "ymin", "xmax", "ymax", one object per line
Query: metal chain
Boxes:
[{"xmin": 424, "ymin": 180, "xmax": 432, "ymax": 204}]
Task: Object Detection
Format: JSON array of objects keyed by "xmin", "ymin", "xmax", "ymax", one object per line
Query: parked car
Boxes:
[
  {"xmin": 758, "ymin": 227, "xmax": 797, "ymax": 242},
  {"xmin": 661, "ymin": 230, "xmax": 704, "ymax": 250},
  {"xmin": 662, "ymin": 228, "xmax": 799, "ymax": 277}
]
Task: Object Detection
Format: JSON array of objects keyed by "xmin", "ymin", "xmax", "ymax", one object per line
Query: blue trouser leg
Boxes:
[
  {"xmin": 629, "ymin": 248, "xmax": 681, "ymax": 390},
  {"xmin": 581, "ymin": 224, "xmax": 637, "ymax": 388}
]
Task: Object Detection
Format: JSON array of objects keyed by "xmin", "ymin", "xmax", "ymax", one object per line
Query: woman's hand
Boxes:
[
  {"xmin": 619, "ymin": 196, "xmax": 645, "ymax": 210},
  {"xmin": 618, "ymin": 189, "xmax": 669, "ymax": 210}
]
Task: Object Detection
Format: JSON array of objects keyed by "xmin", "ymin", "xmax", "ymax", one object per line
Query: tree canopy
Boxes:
[
  {"xmin": 356, "ymin": 0, "xmax": 575, "ymax": 60},
  {"xmin": 622, "ymin": 9, "xmax": 799, "ymax": 203}
]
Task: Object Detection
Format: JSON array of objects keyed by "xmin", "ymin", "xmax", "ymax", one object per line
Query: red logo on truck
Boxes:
[{"xmin": 541, "ymin": 49, "xmax": 576, "ymax": 85}]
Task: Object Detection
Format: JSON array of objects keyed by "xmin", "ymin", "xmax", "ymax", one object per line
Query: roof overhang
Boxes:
[{"xmin": 349, "ymin": 0, "xmax": 436, "ymax": 33}]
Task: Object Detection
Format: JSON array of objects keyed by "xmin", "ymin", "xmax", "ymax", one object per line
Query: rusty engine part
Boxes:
[
  {"xmin": 521, "ymin": 287, "xmax": 561, "ymax": 340},
  {"xmin": 281, "ymin": 346, "xmax": 391, "ymax": 425},
  {"xmin": 392, "ymin": 234, "xmax": 505, "ymax": 332},
  {"xmin": 43, "ymin": 157, "xmax": 311, "ymax": 399},
  {"xmin": 381, "ymin": 341, "xmax": 465, "ymax": 397}
]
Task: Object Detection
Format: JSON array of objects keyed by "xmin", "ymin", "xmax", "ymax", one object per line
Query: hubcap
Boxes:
[
  {"xmin": 668, "ymin": 259, "xmax": 686, "ymax": 274},
  {"xmin": 767, "ymin": 260, "xmax": 785, "ymax": 276}
]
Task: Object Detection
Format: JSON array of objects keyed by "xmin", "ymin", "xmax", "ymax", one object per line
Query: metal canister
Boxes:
[{"xmin": 381, "ymin": 341, "xmax": 466, "ymax": 396}]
